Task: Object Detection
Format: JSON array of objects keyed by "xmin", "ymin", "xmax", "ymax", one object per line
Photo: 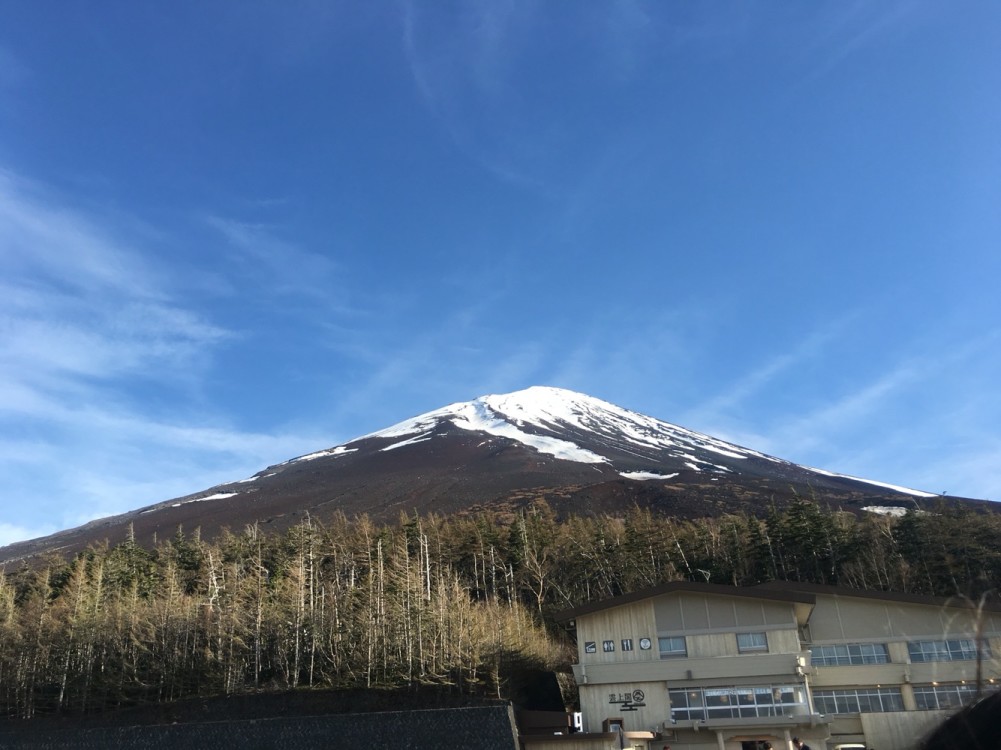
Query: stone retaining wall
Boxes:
[{"xmin": 0, "ymin": 704, "xmax": 520, "ymax": 750}]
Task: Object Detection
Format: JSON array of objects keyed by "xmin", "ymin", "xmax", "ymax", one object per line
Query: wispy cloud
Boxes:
[
  {"xmin": 401, "ymin": 0, "xmax": 659, "ymax": 194},
  {"xmin": 204, "ymin": 214, "xmax": 360, "ymax": 315},
  {"xmin": 746, "ymin": 329, "xmax": 1001, "ymax": 496},
  {"xmin": 0, "ymin": 171, "xmax": 331, "ymax": 539},
  {"xmin": 401, "ymin": 1, "xmax": 537, "ymax": 189},
  {"xmin": 397, "ymin": 1, "xmax": 749, "ymax": 206},
  {"xmin": 0, "ymin": 522, "xmax": 59, "ymax": 550},
  {"xmin": 781, "ymin": 363, "xmax": 921, "ymax": 455},
  {"xmin": 599, "ymin": 0, "xmax": 654, "ymax": 75},
  {"xmin": 0, "ymin": 172, "xmax": 160, "ymax": 298},
  {"xmin": 920, "ymin": 441, "xmax": 1001, "ymax": 502},
  {"xmin": 688, "ymin": 315, "xmax": 857, "ymax": 425},
  {"xmin": 26, "ymin": 408, "xmax": 329, "ymax": 526},
  {"xmin": 0, "ymin": 172, "xmax": 229, "ymax": 387},
  {"xmin": 792, "ymin": 0, "xmax": 927, "ymax": 86}
]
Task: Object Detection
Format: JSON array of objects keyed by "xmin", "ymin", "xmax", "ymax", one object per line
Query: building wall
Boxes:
[
  {"xmin": 809, "ymin": 595, "xmax": 1001, "ymax": 643},
  {"xmin": 808, "ymin": 593, "xmax": 1001, "ymax": 693},
  {"xmin": 524, "ymin": 731, "xmax": 657, "ymax": 750},
  {"xmin": 655, "ymin": 593, "xmax": 797, "ymax": 637},
  {"xmin": 571, "ymin": 588, "xmax": 1001, "ymax": 750},
  {"xmin": 859, "ymin": 709, "xmax": 949, "ymax": 749},
  {"xmin": 578, "ymin": 680, "xmax": 668, "ymax": 735},
  {"xmin": 523, "ymin": 735, "xmax": 645, "ymax": 750},
  {"xmin": 576, "ymin": 599, "xmax": 658, "ymax": 667},
  {"xmin": 573, "ymin": 592, "xmax": 809, "ymax": 736}
]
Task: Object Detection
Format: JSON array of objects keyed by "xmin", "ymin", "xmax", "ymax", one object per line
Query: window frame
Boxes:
[
  {"xmin": 669, "ymin": 684, "xmax": 804, "ymax": 721},
  {"xmin": 736, "ymin": 632, "xmax": 769, "ymax": 653},
  {"xmin": 659, "ymin": 636, "xmax": 687, "ymax": 659},
  {"xmin": 810, "ymin": 643, "xmax": 890, "ymax": 667},
  {"xmin": 912, "ymin": 683, "xmax": 979, "ymax": 710},
  {"xmin": 908, "ymin": 639, "xmax": 983, "ymax": 663},
  {"xmin": 812, "ymin": 687, "xmax": 904, "ymax": 714}
]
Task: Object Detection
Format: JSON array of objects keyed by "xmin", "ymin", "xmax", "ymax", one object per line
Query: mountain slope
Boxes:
[{"xmin": 0, "ymin": 386, "xmax": 975, "ymax": 565}]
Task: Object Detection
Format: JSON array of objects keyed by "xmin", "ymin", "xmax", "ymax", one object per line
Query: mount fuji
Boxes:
[{"xmin": 0, "ymin": 386, "xmax": 970, "ymax": 565}]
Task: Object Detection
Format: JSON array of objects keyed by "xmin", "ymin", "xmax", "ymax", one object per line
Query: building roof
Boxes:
[
  {"xmin": 553, "ymin": 580, "xmax": 816, "ymax": 623},
  {"xmin": 554, "ymin": 580, "xmax": 1001, "ymax": 626},
  {"xmin": 754, "ymin": 581, "xmax": 1001, "ymax": 613}
]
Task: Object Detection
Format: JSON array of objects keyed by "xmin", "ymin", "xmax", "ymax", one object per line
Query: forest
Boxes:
[{"xmin": 0, "ymin": 498, "xmax": 999, "ymax": 720}]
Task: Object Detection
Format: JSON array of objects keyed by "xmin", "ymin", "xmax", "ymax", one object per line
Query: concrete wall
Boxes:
[
  {"xmin": 574, "ymin": 652, "xmax": 803, "ymax": 687},
  {"xmin": 523, "ymin": 732, "xmax": 650, "ymax": 750},
  {"xmin": 573, "ymin": 591, "xmax": 807, "ymax": 734},
  {"xmin": 578, "ymin": 679, "xmax": 668, "ymax": 735},
  {"xmin": 859, "ymin": 709, "xmax": 948, "ymax": 750},
  {"xmin": 572, "ymin": 589, "xmax": 1000, "ymax": 750},
  {"xmin": 655, "ymin": 594, "xmax": 797, "ymax": 636},
  {"xmin": 0, "ymin": 705, "xmax": 520, "ymax": 750},
  {"xmin": 576, "ymin": 599, "xmax": 658, "ymax": 667},
  {"xmin": 808, "ymin": 593, "xmax": 1001, "ymax": 691},
  {"xmin": 809, "ymin": 594, "xmax": 1001, "ymax": 643}
]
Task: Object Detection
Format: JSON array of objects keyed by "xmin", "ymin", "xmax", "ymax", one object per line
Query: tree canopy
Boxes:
[{"xmin": 1, "ymin": 500, "xmax": 998, "ymax": 720}]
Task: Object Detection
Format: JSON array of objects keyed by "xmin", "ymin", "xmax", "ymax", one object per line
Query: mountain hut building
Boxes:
[{"xmin": 525, "ymin": 582, "xmax": 1001, "ymax": 750}]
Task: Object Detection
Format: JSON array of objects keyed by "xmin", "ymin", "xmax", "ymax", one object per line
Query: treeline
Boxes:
[{"xmin": 0, "ymin": 499, "xmax": 998, "ymax": 719}]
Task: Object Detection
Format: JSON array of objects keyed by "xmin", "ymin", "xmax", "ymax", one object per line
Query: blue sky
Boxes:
[{"xmin": 2, "ymin": 1, "xmax": 999, "ymax": 546}]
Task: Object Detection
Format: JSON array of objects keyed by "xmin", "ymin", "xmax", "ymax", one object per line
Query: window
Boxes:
[
  {"xmin": 908, "ymin": 639, "xmax": 983, "ymax": 663},
  {"xmin": 659, "ymin": 636, "xmax": 687, "ymax": 658},
  {"xmin": 913, "ymin": 683, "xmax": 978, "ymax": 710},
  {"xmin": 669, "ymin": 685, "xmax": 803, "ymax": 721},
  {"xmin": 812, "ymin": 687, "xmax": 904, "ymax": 714},
  {"xmin": 810, "ymin": 643, "xmax": 889, "ymax": 666},
  {"xmin": 737, "ymin": 632, "xmax": 768, "ymax": 653}
]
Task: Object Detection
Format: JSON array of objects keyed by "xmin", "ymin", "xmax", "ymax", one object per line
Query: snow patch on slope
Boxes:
[
  {"xmin": 291, "ymin": 446, "xmax": 358, "ymax": 463},
  {"xmin": 140, "ymin": 491, "xmax": 239, "ymax": 514},
  {"xmin": 382, "ymin": 433, "xmax": 434, "ymax": 451},
  {"xmin": 863, "ymin": 505, "xmax": 911, "ymax": 517},
  {"xmin": 620, "ymin": 471, "xmax": 679, "ymax": 481},
  {"xmin": 808, "ymin": 467, "xmax": 936, "ymax": 497}
]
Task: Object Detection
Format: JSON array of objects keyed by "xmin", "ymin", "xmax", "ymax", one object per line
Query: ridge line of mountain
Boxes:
[{"xmin": 2, "ymin": 386, "xmax": 984, "ymax": 566}]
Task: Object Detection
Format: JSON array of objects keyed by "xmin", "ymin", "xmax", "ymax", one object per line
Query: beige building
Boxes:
[{"xmin": 538, "ymin": 582, "xmax": 1000, "ymax": 750}]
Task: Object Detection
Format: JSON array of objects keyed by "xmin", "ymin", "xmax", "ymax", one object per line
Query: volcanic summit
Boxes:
[{"xmin": 0, "ymin": 386, "xmax": 955, "ymax": 565}]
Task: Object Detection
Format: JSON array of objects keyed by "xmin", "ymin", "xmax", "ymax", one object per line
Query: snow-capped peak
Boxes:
[
  {"xmin": 346, "ymin": 386, "xmax": 934, "ymax": 498},
  {"xmin": 364, "ymin": 387, "xmax": 610, "ymax": 464},
  {"xmin": 359, "ymin": 386, "xmax": 772, "ymax": 469}
]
